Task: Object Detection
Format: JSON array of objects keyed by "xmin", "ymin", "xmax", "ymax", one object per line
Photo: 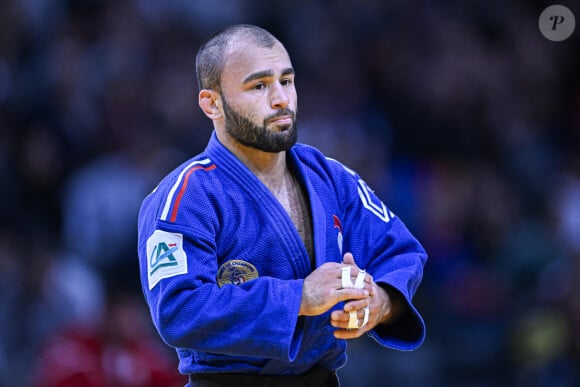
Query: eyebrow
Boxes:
[{"xmin": 243, "ymin": 68, "xmax": 295, "ymax": 84}]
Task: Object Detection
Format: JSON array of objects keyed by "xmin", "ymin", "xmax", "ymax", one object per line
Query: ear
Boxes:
[{"xmin": 198, "ymin": 89, "xmax": 222, "ymax": 120}]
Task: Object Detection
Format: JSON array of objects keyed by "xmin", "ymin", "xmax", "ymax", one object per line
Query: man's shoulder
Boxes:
[
  {"xmin": 292, "ymin": 143, "xmax": 353, "ymax": 177},
  {"xmin": 140, "ymin": 154, "xmax": 219, "ymax": 221},
  {"xmin": 157, "ymin": 155, "xmax": 216, "ymax": 191}
]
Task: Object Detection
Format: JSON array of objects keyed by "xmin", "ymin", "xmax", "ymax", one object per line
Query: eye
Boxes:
[
  {"xmin": 281, "ymin": 78, "xmax": 293, "ymax": 86},
  {"xmin": 253, "ymin": 83, "xmax": 266, "ymax": 90}
]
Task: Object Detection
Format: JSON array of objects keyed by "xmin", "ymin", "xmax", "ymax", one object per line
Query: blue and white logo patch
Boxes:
[{"xmin": 146, "ymin": 230, "xmax": 188, "ymax": 290}]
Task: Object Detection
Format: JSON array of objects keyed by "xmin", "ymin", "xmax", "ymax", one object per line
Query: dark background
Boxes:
[{"xmin": 1, "ymin": 0, "xmax": 579, "ymax": 386}]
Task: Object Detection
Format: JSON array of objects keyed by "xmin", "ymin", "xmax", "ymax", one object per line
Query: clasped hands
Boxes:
[{"xmin": 299, "ymin": 252, "xmax": 394, "ymax": 339}]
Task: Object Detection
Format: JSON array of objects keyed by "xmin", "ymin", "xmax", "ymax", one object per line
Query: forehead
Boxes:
[{"xmin": 221, "ymin": 41, "xmax": 293, "ymax": 83}]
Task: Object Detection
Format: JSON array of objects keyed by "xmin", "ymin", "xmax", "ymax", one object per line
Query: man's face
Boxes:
[{"xmin": 219, "ymin": 41, "xmax": 298, "ymax": 153}]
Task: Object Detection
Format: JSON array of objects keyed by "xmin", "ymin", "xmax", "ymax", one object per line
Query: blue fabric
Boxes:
[{"xmin": 137, "ymin": 131, "xmax": 427, "ymax": 376}]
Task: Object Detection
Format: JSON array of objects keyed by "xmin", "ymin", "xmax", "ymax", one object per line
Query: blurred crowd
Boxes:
[{"xmin": 0, "ymin": 0, "xmax": 579, "ymax": 386}]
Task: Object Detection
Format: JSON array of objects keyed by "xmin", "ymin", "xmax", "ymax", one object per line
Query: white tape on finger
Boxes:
[
  {"xmin": 342, "ymin": 267, "xmax": 369, "ymax": 329},
  {"xmin": 361, "ymin": 306, "xmax": 369, "ymax": 327},
  {"xmin": 341, "ymin": 267, "xmax": 366, "ymax": 289},
  {"xmin": 341, "ymin": 266, "xmax": 354, "ymax": 288},
  {"xmin": 347, "ymin": 306, "xmax": 370, "ymax": 329},
  {"xmin": 354, "ymin": 269, "xmax": 366, "ymax": 288},
  {"xmin": 348, "ymin": 310, "xmax": 359, "ymax": 329}
]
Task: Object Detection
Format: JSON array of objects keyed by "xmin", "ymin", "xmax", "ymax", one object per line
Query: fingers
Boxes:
[
  {"xmin": 330, "ymin": 304, "xmax": 368, "ymax": 325},
  {"xmin": 331, "ymin": 280, "xmax": 380, "ymax": 338},
  {"xmin": 325, "ymin": 252, "xmax": 372, "ymax": 282},
  {"xmin": 300, "ymin": 263, "xmax": 370, "ymax": 316},
  {"xmin": 343, "ymin": 298, "xmax": 369, "ymax": 313},
  {"xmin": 333, "ymin": 325, "xmax": 366, "ymax": 339},
  {"xmin": 333, "ymin": 254, "xmax": 372, "ymax": 334},
  {"xmin": 331, "ymin": 294, "xmax": 371, "ymax": 330},
  {"xmin": 299, "ymin": 254, "xmax": 374, "ymax": 317},
  {"xmin": 334, "ymin": 287, "xmax": 369, "ymax": 304},
  {"xmin": 331, "ymin": 307, "xmax": 370, "ymax": 339},
  {"xmin": 338, "ymin": 264, "xmax": 374, "ymax": 297},
  {"xmin": 340, "ymin": 252, "xmax": 373, "ymax": 286},
  {"xmin": 312, "ymin": 253, "xmax": 382, "ymax": 338},
  {"xmin": 342, "ymin": 252, "xmax": 356, "ymax": 266}
]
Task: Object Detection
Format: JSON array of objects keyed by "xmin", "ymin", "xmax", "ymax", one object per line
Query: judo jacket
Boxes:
[{"xmin": 137, "ymin": 131, "xmax": 427, "ymax": 376}]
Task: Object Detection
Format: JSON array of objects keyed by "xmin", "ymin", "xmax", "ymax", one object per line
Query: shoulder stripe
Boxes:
[
  {"xmin": 169, "ymin": 164, "xmax": 216, "ymax": 222},
  {"xmin": 160, "ymin": 158, "xmax": 215, "ymax": 222}
]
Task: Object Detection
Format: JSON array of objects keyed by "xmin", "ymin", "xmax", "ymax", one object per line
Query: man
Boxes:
[{"xmin": 138, "ymin": 24, "xmax": 427, "ymax": 386}]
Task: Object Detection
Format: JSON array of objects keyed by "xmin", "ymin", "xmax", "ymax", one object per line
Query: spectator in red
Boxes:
[{"xmin": 33, "ymin": 289, "xmax": 185, "ymax": 387}]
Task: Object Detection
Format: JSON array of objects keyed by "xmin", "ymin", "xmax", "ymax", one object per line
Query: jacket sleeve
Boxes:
[
  {"xmin": 137, "ymin": 195, "xmax": 305, "ymax": 362},
  {"xmin": 333, "ymin": 162, "xmax": 427, "ymax": 350}
]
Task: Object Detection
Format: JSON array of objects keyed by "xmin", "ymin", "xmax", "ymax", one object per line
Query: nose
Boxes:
[{"xmin": 270, "ymin": 82, "xmax": 289, "ymax": 109}]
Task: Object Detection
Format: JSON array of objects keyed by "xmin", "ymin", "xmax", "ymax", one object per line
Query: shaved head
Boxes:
[{"xmin": 195, "ymin": 24, "xmax": 280, "ymax": 93}]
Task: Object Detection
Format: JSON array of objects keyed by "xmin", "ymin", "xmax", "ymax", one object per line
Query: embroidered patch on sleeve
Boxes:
[{"xmin": 146, "ymin": 230, "xmax": 188, "ymax": 290}]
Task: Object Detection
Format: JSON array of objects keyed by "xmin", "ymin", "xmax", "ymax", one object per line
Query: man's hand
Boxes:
[
  {"xmin": 299, "ymin": 253, "xmax": 373, "ymax": 317},
  {"xmin": 330, "ymin": 253, "xmax": 404, "ymax": 339}
]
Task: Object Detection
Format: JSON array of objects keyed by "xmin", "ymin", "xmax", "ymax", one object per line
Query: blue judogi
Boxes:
[{"xmin": 137, "ymin": 131, "xmax": 427, "ymax": 376}]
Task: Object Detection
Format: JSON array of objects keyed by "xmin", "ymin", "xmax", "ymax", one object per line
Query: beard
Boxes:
[{"xmin": 222, "ymin": 97, "xmax": 297, "ymax": 153}]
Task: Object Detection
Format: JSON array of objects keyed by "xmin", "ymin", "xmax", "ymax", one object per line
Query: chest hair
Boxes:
[{"xmin": 269, "ymin": 171, "xmax": 314, "ymax": 266}]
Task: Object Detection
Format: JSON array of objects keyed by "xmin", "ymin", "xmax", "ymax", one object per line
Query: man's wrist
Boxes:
[{"xmin": 378, "ymin": 284, "xmax": 405, "ymax": 325}]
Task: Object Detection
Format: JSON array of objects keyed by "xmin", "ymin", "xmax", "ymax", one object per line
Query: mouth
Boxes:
[{"xmin": 269, "ymin": 115, "xmax": 293, "ymax": 125}]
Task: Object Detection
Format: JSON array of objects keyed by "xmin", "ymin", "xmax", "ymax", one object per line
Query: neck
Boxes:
[{"xmin": 217, "ymin": 130, "xmax": 288, "ymax": 187}]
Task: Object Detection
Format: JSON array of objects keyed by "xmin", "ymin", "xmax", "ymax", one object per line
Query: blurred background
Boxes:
[{"xmin": 1, "ymin": 0, "xmax": 579, "ymax": 386}]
